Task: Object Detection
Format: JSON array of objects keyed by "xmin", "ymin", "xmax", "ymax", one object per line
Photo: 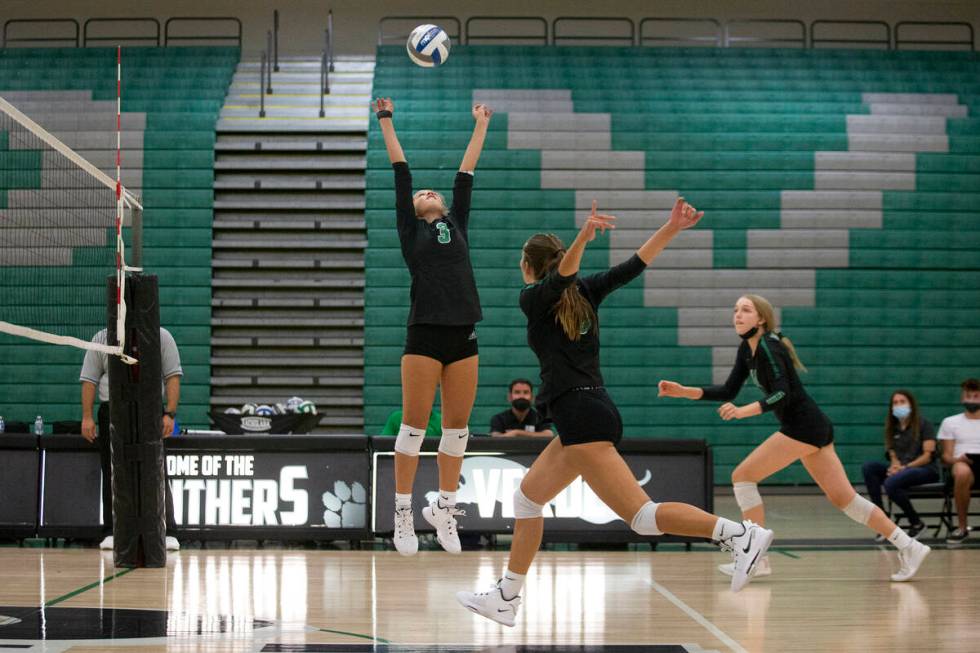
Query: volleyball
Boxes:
[
  {"xmin": 407, "ymin": 24, "xmax": 450, "ymax": 68},
  {"xmin": 255, "ymin": 405, "xmax": 276, "ymax": 417},
  {"xmin": 297, "ymin": 400, "xmax": 318, "ymax": 415},
  {"xmin": 241, "ymin": 403, "xmax": 258, "ymax": 416}
]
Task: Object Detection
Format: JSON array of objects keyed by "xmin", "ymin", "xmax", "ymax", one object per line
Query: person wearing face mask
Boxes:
[
  {"xmin": 862, "ymin": 390, "xmax": 938, "ymax": 542},
  {"xmin": 938, "ymin": 378, "xmax": 980, "ymax": 546},
  {"xmin": 659, "ymin": 294, "xmax": 931, "ymax": 583},
  {"xmin": 489, "ymin": 379, "xmax": 553, "ymax": 438}
]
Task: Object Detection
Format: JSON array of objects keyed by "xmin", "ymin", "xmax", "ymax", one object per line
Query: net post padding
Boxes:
[{"xmin": 108, "ymin": 272, "xmax": 165, "ymax": 568}]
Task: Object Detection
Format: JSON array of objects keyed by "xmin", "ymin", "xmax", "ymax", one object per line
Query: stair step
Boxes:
[
  {"xmin": 212, "ymin": 297, "xmax": 363, "ymax": 308},
  {"xmin": 210, "ymin": 375, "xmax": 364, "ymax": 387},
  {"xmin": 213, "ymin": 178, "xmax": 365, "ymax": 191},
  {"xmin": 212, "ymin": 277, "xmax": 364, "ymax": 287},
  {"xmin": 213, "ymin": 218, "xmax": 365, "ymax": 231},
  {"xmin": 221, "ymin": 107, "xmax": 368, "ymax": 119},
  {"xmin": 214, "ymin": 157, "xmax": 365, "ymax": 170},
  {"xmin": 216, "ymin": 119, "xmax": 368, "ymax": 132},
  {"xmin": 211, "ymin": 240, "xmax": 364, "ymax": 251},
  {"xmin": 212, "ymin": 335, "xmax": 364, "ymax": 347},
  {"xmin": 214, "ymin": 199, "xmax": 365, "ymax": 210},
  {"xmin": 212, "ymin": 356, "xmax": 364, "ymax": 367},
  {"xmin": 211, "ymin": 317, "xmax": 364, "ymax": 327},
  {"xmin": 215, "ymin": 139, "xmax": 366, "ymax": 152}
]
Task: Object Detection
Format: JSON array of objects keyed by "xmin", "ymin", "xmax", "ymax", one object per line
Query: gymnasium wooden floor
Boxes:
[
  {"xmin": 2, "ymin": 494, "xmax": 978, "ymax": 653},
  {"xmin": 1, "ymin": 542, "xmax": 978, "ymax": 653}
]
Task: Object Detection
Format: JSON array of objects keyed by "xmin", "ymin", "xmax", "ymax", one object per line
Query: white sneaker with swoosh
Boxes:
[
  {"xmin": 721, "ymin": 520, "xmax": 774, "ymax": 592},
  {"xmin": 393, "ymin": 507, "xmax": 418, "ymax": 556},
  {"xmin": 422, "ymin": 500, "xmax": 465, "ymax": 554},
  {"xmin": 456, "ymin": 581, "xmax": 521, "ymax": 627},
  {"xmin": 719, "ymin": 555, "xmax": 771, "ymax": 579}
]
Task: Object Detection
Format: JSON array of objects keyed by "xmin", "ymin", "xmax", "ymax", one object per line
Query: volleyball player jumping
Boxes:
[
  {"xmin": 658, "ymin": 294, "xmax": 930, "ymax": 582},
  {"xmin": 375, "ymin": 98, "xmax": 492, "ymax": 556},
  {"xmin": 457, "ymin": 199, "xmax": 774, "ymax": 627}
]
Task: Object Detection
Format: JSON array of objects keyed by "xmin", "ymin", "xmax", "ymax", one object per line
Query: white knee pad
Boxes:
[
  {"xmin": 733, "ymin": 482, "xmax": 763, "ymax": 512},
  {"xmin": 438, "ymin": 427, "xmax": 469, "ymax": 457},
  {"xmin": 394, "ymin": 423, "xmax": 426, "ymax": 456},
  {"xmin": 513, "ymin": 487, "xmax": 543, "ymax": 520},
  {"xmin": 630, "ymin": 500, "xmax": 663, "ymax": 536},
  {"xmin": 843, "ymin": 494, "xmax": 875, "ymax": 525}
]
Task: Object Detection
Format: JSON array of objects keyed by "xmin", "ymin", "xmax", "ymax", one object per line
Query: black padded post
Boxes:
[{"xmin": 107, "ymin": 273, "xmax": 165, "ymax": 568}]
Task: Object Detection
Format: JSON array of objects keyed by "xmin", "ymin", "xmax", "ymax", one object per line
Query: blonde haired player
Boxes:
[
  {"xmin": 659, "ymin": 294, "xmax": 930, "ymax": 582},
  {"xmin": 375, "ymin": 97, "xmax": 492, "ymax": 555}
]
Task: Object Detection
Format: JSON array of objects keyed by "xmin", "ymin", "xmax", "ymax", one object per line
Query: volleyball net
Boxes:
[{"xmin": 0, "ymin": 52, "xmax": 141, "ymax": 363}]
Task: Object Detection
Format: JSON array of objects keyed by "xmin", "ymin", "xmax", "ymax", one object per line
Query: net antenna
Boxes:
[{"xmin": 0, "ymin": 47, "xmax": 141, "ymax": 364}]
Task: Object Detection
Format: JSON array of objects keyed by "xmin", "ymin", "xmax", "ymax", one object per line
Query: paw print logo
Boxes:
[{"xmin": 322, "ymin": 480, "xmax": 367, "ymax": 528}]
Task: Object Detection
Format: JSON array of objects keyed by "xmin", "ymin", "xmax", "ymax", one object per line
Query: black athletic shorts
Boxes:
[
  {"xmin": 403, "ymin": 323, "xmax": 478, "ymax": 365},
  {"xmin": 780, "ymin": 406, "xmax": 834, "ymax": 448},
  {"xmin": 548, "ymin": 386, "xmax": 623, "ymax": 447}
]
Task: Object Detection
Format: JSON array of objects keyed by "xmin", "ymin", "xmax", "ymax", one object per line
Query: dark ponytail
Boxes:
[{"xmin": 523, "ymin": 234, "xmax": 596, "ymax": 341}]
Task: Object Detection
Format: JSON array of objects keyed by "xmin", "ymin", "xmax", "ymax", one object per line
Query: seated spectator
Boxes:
[
  {"xmin": 382, "ymin": 409, "xmax": 442, "ymax": 437},
  {"xmin": 938, "ymin": 378, "xmax": 980, "ymax": 547},
  {"xmin": 489, "ymin": 379, "xmax": 553, "ymax": 438},
  {"xmin": 862, "ymin": 389, "xmax": 938, "ymax": 541}
]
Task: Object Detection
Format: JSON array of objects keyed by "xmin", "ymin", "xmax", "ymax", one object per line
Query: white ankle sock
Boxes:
[
  {"xmin": 712, "ymin": 517, "xmax": 745, "ymax": 542},
  {"xmin": 395, "ymin": 493, "xmax": 412, "ymax": 510},
  {"xmin": 439, "ymin": 490, "xmax": 456, "ymax": 507},
  {"xmin": 889, "ymin": 527, "xmax": 912, "ymax": 550},
  {"xmin": 499, "ymin": 570, "xmax": 525, "ymax": 600}
]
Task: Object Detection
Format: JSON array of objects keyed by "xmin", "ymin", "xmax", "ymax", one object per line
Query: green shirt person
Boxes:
[{"xmin": 381, "ymin": 409, "xmax": 442, "ymax": 437}]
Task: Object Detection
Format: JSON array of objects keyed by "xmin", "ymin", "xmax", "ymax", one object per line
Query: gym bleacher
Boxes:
[
  {"xmin": 0, "ymin": 45, "xmax": 238, "ymax": 428},
  {"xmin": 366, "ymin": 44, "xmax": 980, "ymax": 483}
]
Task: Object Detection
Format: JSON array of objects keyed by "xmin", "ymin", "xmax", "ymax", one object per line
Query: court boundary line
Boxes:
[
  {"xmin": 44, "ymin": 567, "xmax": 135, "ymax": 608},
  {"xmin": 646, "ymin": 578, "xmax": 748, "ymax": 653}
]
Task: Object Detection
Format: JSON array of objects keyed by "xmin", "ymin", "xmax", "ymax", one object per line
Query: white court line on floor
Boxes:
[{"xmin": 646, "ymin": 578, "xmax": 748, "ymax": 653}]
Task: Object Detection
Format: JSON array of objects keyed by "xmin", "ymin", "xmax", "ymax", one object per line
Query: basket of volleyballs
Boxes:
[{"xmin": 407, "ymin": 24, "xmax": 451, "ymax": 67}]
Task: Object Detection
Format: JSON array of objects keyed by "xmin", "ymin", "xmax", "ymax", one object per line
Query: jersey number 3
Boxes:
[{"xmin": 436, "ymin": 223, "xmax": 451, "ymax": 244}]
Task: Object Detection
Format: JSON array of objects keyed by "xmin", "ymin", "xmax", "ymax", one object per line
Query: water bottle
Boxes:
[
  {"xmin": 0, "ymin": 416, "xmax": 5, "ymax": 433},
  {"xmin": 34, "ymin": 415, "xmax": 44, "ymax": 436}
]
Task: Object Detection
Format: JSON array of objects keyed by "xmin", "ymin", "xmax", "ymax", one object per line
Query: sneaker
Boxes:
[
  {"xmin": 422, "ymin": 500, "xmax": 466, "ymax": 554},
  {"xmin": 906, "ymin": 522, "xmax": 927, "ymax": 541},
  {"xmin": 946, "ymin": 528, "xmax": 969, "ymax": 547},
  {"xmin": 720, "ymin": 520, "xmax": 774, "ymax": 592},
  {"xmin": 891, "ymin": 540, "xmax": 931, "ymax": 582},
  {"xmin": 165, "ymin": 536, "xmax": 180, "ymax": 551},
  {"xmin": 99, "ymin": 535, "xmax": 114, "ymax": 550},
  {"xmin": 719, "ymin": 555, "xmax": 772, "ymax": 578},
  {"xmin": 456, "ymin": 581, "xmax": 522, "ymax": 627},
  {"xmin": 393, "ymin": 507, "xmax": 418, "ymax": 556}
]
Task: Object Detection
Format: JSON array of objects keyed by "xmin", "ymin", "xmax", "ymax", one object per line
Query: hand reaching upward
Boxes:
[{"xmin": 669, "ymin": 197, "xmax": 704, "ymax": 231}]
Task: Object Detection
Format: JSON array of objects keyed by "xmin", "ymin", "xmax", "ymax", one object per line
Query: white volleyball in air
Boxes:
[{"xmin": 407, "ymin": 24, "xmax": 451, "ymax": 68}]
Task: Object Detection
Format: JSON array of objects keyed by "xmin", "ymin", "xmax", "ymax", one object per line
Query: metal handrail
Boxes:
[
  {"xmin": 3, "ymin": 19, "xmax": 80, "ymax": 48},
  {"xmin": 465, "ymin": 16, "xmax": 548, "ymax": 44},
  {"xmin": 378, "ymin": 16, "xmax": 462, "ymax": 45},
  {"xmin": 273, "ymin": 10, "xmax": 279, "ymax": 72},
  {"xmin": 724, "ymin": 19, "xmax": 807, "ymax": 48},
  {"xmin": 639, "ymin": 17, "xmax": 722, "ymax": 47},
  {"xmin": 320, "ymin": 50, "xmax": 328, "ymax": 118},
  {"xmin": 266, "ymin": 31, "xmax": 274, "ymax": 94},
  {"xmin": 259, "ymin": 51, "xmax": 267, "ymax": 118},
  {"xmin": 552, "ymin": 17, "xmax": 635, "ymax": 46},
  {"xmin": 895, "ymin": 21, "xmax": 974, "ymax": 51},
  {"xmin": 163, "ymin": 16, "xmax": 243, "ymax": 47},
  {"xmin": 811, "ymin": 20, "xmax": 890, "ymax": 49},
  {"xmin": 324, "ymin": 29, "xmax": 331, "ymax": 94},
  {"xmin": 82, "ymin": 18, "xmax": 161, "ymax": 47},
  {"xmin": 327, "ymin": 10, "xmax": 335, "ymax": 72}
]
